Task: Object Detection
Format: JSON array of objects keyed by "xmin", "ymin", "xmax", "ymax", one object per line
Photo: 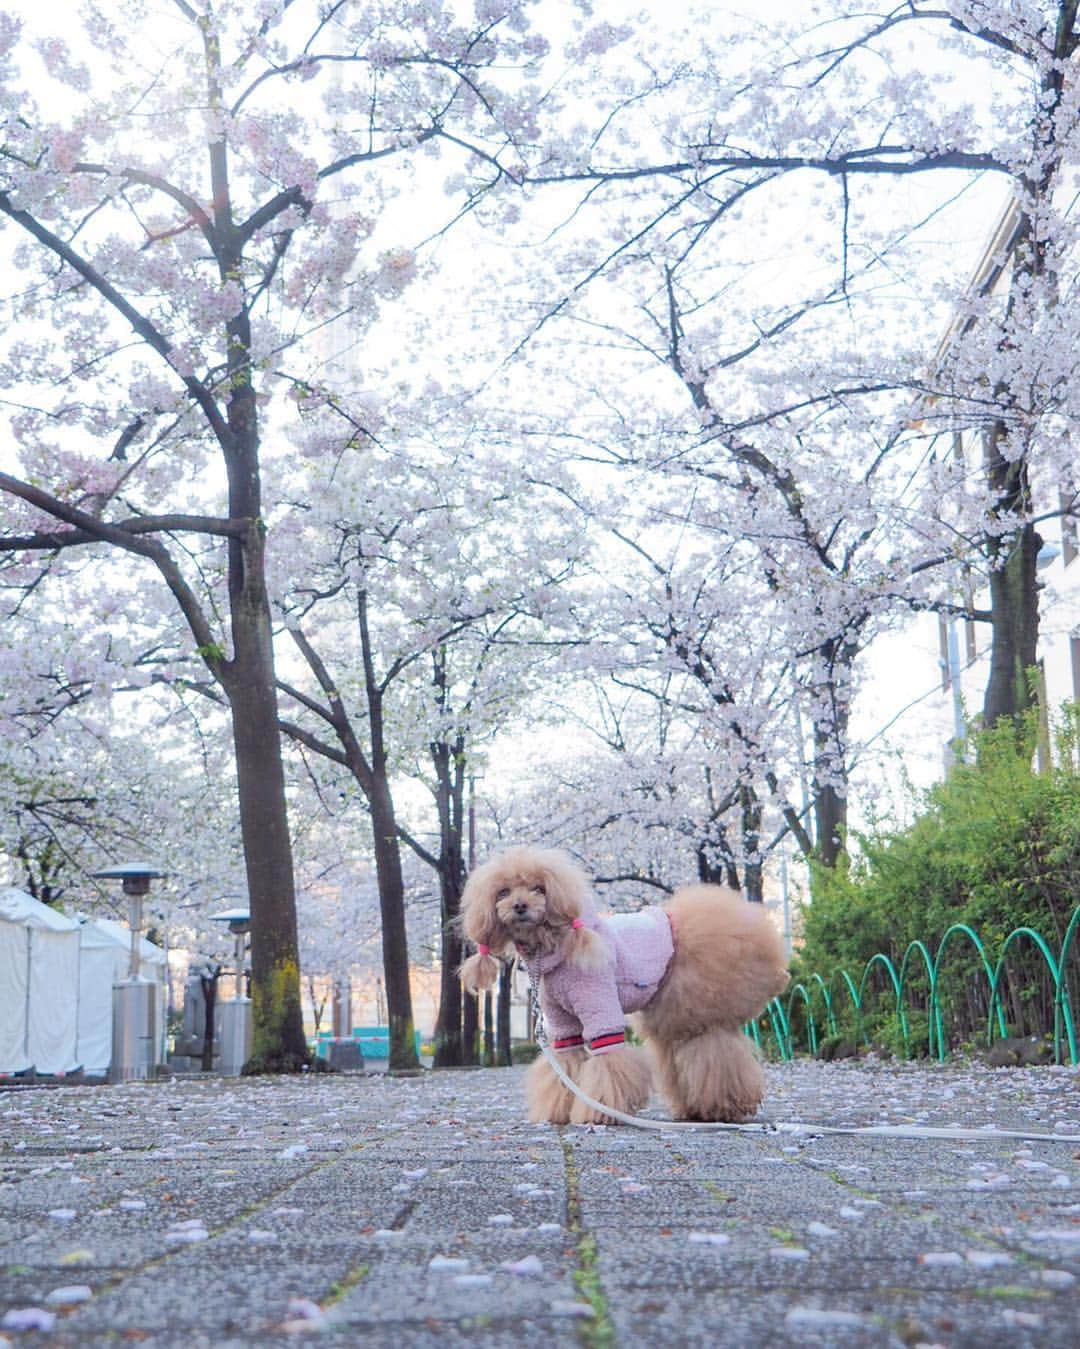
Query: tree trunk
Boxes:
[
  {"xmin": 429, "ymin": 696, "xmax": 471, "ymax": 1067},
  {"xmin": 307, "ymin": 979, "xmax": 327, "ymax": 1039},
  {"xmin": 982, "ymin": 519, "xmax": 1041, "ymax": 730},
  {"xmin": 211, "ymin": 62, "xmax": 307, "ymax": 1070},
  {"xmin": 463, "ymin": 989, "xmax": 480, "ymax": 1063},
  {"xmin": 483, "ymin": 991, "xmax": 494, "ymax": 1065},
  {"xmin": 813, "ymin": 780, "xmax": 847, "ymax": 871},
  {"xmin": 368, "ymin": 776, "xmax": 419, "ymax": 1071},
  {"xmin": 697, "ymin": 836, "xmax": 739, "ymax": 889},
  {"xmin": 977, "ymin": 8, "xmax": 1065, "ymax": 735},
  {"xmin": 199, "ymin": 971, "xmax": 219, "ymax": 1072},
  {"xmin": 224, "ymin": 524, "xmax": 309, "ymax": 1072},
  {"xmin": 431, "ymin": 739, "xmax": 468, "ymax": 1067},
  {"xmin": 739, "ymin": 784, "xmax": 764, "ymax": 903},
  {"xmin": 432, "ymin": 926, "xmax": 466, "ymax": 1067},
  {"xmin": 812, "ymin": 650, "xmax": 852, "ymax": 872},
  {"xmin": 496, "ymin": 961, "xmax": 513, "ymax": 1066}
]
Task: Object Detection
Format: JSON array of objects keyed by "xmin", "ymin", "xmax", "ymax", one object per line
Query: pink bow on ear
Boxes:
[
  {"xmin": 571, "ymin": 919, "xmax": 584, "ymax": 930},
  {"xmin": 476, "ymin": 944, "xmax": 490, "ymax": 955}
]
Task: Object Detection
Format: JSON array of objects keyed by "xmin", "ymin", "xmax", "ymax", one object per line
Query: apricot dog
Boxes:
[{"xmin": 459, "ymin": 846, "xmax": 788, "ymax": 1125}]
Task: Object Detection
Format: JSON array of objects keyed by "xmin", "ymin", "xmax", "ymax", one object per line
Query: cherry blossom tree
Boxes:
[
  {"xmin": 269, "ymin": 406, "xmax": 584, "ymax": 1065},
  {"xmin": 470, "ymin": 0, "xmax": 1080, "ymax": 871},
  {"xmin": 0, "ymin": 0, "xmax": 573, "ymax": 1069}
]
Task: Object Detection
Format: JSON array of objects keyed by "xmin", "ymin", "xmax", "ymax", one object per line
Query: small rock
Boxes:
[
  {"xmin": 1, "ymin": 1308, "xmax": 57, "ymax": 1332},
  {"xmin": 284, "ymin": 1297, "xmax": 323, "ymax": 1322},
  {"xmin": 551, "ymin": 1301, "xmax": 595, "ymax": 1318},
  {"xmin": 785, "ymin": 1308, "xmax": 866, "ymax": 1329},
  {"xmin": 58, "ymin": 1249, "xmax": 94, "ymax": 1266},
  {"xmin": 500, "ymin": 1255, "xmax": 543, "ymax": 1276},
  {"xmin": 428, "ymin": 1255, "xmax": 470, "ymax": 1272},
  {"xmin": 45, "ymin": 1286, "xmax": 93, "ymax": 1307},
  {"xmin": 965, "ymin": 1250, "xmax": 1013, "ymax": 1268}
]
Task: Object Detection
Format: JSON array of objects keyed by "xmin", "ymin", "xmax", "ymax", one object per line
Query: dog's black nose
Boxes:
[{"xmin": 513, "ymin": 901, "xmax": 529, "ymax": 916}]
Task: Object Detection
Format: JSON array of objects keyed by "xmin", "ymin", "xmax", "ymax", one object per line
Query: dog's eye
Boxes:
[
  {"xmin": 531, "ymin": 884, "xmax": 546, "ymax": 896},
  {"xmin": 496, "ymin": 888, "xmax": 510, "ymax": 900}
]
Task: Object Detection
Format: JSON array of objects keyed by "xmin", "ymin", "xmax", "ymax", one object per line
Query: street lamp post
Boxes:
[
  {"xmin": 91, "ymin": 863, "xmax": 165, "ymax": 1083},
  {"xmin": 210, "ymin": 908, "xmax": 252, "ymax": 1076}
]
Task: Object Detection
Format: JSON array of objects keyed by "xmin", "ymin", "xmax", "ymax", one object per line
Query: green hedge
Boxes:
[{"xmin": 792, "ymin": 709, "xmax": 1080, "ymax": 1054}]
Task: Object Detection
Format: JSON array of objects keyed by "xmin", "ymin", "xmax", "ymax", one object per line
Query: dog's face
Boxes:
[
  {"xmin": 461, "ymin": 845, "xmax": 592, "ymax": 960},
  {"xmin": 492, "ymin": 871, "xmax": 552, "ymax": 949}
]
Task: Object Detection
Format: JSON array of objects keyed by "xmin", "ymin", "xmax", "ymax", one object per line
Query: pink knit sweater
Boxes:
[{"xmin": 524, "ymin": 909, "xmax": 674, "ymax": 1055}]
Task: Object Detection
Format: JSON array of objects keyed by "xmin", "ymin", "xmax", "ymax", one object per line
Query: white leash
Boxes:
[
  {"xmin": 538, "ymin": 1040, "xmax": 1080, "ymax": 1142},
  {"xmin": 528, "ymin": 975, "xmax": 1080, "ymax": 1145}
]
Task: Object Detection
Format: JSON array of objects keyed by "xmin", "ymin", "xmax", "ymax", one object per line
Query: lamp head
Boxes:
[
  {"xmin": 91, "ymin": 863, "xmax": 165, "ymax": 897},
  {"xmin": 211, "ymin": 908, "xmax": 251, "ymax": 937}
]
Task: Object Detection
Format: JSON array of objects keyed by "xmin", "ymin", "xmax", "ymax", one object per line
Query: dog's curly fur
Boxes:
[{"xmin": 459, "ymin": 845, "xmax": 789, "ymax": 1124}]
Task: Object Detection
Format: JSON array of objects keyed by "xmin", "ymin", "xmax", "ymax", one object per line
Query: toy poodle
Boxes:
[{"xmin": 458, "ymin": 845, "xmax": 789, "ymax": 1125}]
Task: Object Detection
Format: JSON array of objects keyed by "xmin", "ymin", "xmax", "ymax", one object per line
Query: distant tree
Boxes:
[
  {"xmin": 274, "ymin": 413, "xmax": 581, "ymax": 1067},
  {"xmin": 497, "ymin": 0, "xmax": 1080, "ymax": 836}
]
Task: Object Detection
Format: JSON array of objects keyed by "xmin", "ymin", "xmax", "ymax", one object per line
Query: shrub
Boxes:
[{"xmin": 792, "ymin": 709, "xmax": 1080, "ymax": 1053}]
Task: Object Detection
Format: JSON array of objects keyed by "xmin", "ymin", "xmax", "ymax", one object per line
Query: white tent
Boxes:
[
  {"xmin": 0, "ymin": 887, "xmax": 81, "ymax": 1076},
  {"xmin": 0, "ymin": 888, "xmax": 168, "ymax": 1077},
  {"xmin": 76, "ymin": 916, "xmax": 167, "ymax": 1075}
]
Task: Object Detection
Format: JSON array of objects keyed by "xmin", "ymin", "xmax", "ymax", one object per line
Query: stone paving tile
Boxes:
[
  {"xmin": 608, "ymin": 1286, "xmax": 1075, "ymax": 1349},
  {"xmin": 2, "ymin": 1059, "xmax": 1080, "ymax": 1346}
]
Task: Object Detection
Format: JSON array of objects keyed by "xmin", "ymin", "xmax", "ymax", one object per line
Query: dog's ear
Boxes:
[
  {"xmin": 458, "ymin": 856, "xmax": 514, "ymax": 984},
  {"xmin": 564, "ymin": 923, "xmax": 608, "ymax": 971},
  {"xmin": 458, "ymin": 858, "xmax": 508, "ymax": 993},
  {"xmin": 536, "ymin": 850, "xmax": 609, "ymax": 971},
  {"xmin": 460, "ymin": 859, "xmax": 504, "ymax": 945},
  {"xmin": 459, "ymin": 949, "xmax": 500, "ymax": 994}
]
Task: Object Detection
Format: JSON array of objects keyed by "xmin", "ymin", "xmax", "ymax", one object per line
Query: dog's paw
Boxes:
[
  {"xmin": 524, "ymin": 1050, "xmax": 586, "ymax": 1124},
  {"xmin": 569, "ymin": 1046, "xmax": 652, "ymax": 1125}
]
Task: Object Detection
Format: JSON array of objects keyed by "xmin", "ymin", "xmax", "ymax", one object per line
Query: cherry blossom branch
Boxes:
[
  {"xmin": 71, "ymin": 162, "xmax": 216, "ymax": 249},
  {"xmin": 0, "ymin": 472, "xmax": 238, "ymax": 679},
  {"xmin": 529, "ymin": 147, "xmax": 1007, "ymax": 189},
  {"xmin": 592, "ymin": 872, "xmax": 673, "ymax": 895},
  {"xmin": 275, "ymin": 714, "xmax": 351, "ymax": 769},
  {"xmin": 285, "ymin": 624, "xmax": 377, "ymax": 792},
  {"xmin": 800, "ymin": 4, "xmax": 1026, "ymax": 90},
  {"xmin": 0, "ymin": 473, "xmax": 245, "ymax": 544},
  {"xmin": 395, "ymin": 824, "xmax": 439, "ymax": 872},
  {"xmin": 0, "ymin": 192, "xmax": 231, "ymax": 449},
  {"xmin": 237, "ymin": 131, "xmax": 440, "ymax": 245}
]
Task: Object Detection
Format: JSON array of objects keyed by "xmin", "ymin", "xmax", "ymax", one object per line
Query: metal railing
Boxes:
[{"xmin": 750, "ymin": 906, "xmax": 1080, "ymax": 1065}]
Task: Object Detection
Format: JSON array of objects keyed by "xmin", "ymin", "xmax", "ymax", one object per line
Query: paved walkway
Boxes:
[{"xmin": 2, "ymin": 1060, "xmax": 1079, "ymax": 1346}]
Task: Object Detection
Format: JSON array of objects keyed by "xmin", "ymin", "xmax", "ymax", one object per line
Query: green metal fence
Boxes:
[{"xmin": 752, "ymin": 906, "xmax": 1080, "ymax": 1065}]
